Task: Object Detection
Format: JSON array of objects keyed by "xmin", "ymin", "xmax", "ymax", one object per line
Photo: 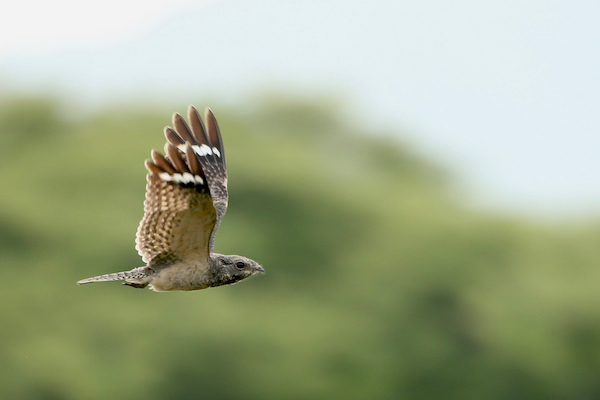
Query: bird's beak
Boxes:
[{"xmin": 255, "ymin": 265, "xmax": 265, "ymax": 274}]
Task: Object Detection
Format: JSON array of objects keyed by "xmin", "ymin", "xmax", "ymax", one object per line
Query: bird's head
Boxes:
[{"xmin": 210, "ymin": 253, "xmax": 265, "ymax": 286}]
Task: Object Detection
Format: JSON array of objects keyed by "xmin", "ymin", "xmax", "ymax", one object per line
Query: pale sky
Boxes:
[{"xmin": 2, "ymin": 0, "xmax": 599, "ymax": 217}]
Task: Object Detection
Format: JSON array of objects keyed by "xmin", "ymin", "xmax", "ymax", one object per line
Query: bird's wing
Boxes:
[{"xmin": 135, "ymin": 106, "xmax": 228, "ymax": 265}]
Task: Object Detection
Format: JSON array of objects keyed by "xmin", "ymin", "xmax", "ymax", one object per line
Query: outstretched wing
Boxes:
[{"xmin": 135, "ymin": 106, "xmax": 228, "ymax": 265}]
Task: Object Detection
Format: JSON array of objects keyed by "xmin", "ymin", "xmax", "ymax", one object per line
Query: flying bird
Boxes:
[{"xmin": 77, "ymin": 106, "xmax": 264, "ymax": 291}]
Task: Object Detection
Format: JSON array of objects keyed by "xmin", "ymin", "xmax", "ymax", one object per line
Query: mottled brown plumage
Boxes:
[{"xmin": 77, "ymin": 106, "xmax": 264, "ymax": 291}]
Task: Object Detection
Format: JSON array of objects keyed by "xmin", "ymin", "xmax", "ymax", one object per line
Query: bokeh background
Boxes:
[{"xmin": 1, "ymin": 1, "xmax": 600, "ymax": 399}]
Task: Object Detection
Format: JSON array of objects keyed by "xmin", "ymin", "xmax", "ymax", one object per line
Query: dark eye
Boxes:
[{"xmin": 235, "ymin": 261, "xmax": 245, "ymax": 269}]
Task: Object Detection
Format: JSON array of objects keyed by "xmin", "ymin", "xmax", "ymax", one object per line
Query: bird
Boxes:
[{"xmin": 77, "ymin": 106, "xmax": 264, "ymax": 291}]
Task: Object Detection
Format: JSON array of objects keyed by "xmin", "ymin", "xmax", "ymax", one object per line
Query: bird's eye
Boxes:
[{"xmin": 235, "ymin": 261, "xmax": 245, "ymax": 269}]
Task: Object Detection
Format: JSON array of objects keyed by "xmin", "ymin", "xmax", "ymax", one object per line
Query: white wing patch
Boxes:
[
  {"xmin": 182, "ymin": 172, "xmax": 195, "ymax": 184},
  {"xmin": 159, "ymin": 172, "xmax": 204, "ymax": 185},
  {"xmin": 159, "ymin": 172, "xmax": 173, "ymax": 182},
  {"xmin": 192, "ymin": 144, "xmax": 221, "ymax": 157}
]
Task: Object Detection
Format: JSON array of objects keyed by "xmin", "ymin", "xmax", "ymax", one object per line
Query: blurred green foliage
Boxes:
[{"xmin": 1, "ymin": 93, "xmax": 600, "ymax": 400}]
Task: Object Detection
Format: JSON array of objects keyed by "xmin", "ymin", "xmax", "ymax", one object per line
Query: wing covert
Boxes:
[{"xmin": 135, "ymin": 175, "xmax": 216, "ymax": 264}]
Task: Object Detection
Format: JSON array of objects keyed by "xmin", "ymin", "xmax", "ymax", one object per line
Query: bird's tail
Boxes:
[{"xmin": 77, "ymin": 267, "xmax": 148, "ymax": 285}]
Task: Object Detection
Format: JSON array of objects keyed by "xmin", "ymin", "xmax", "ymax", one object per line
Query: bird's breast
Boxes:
[{"xmin": 148, "ymin": 261, "xmax": 211, "ymax": 292}]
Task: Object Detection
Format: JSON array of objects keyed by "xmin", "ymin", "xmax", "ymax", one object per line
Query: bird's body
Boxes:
[{"xmin": 77, "ymin": 106, "xmax": 264, "ymax": 291}]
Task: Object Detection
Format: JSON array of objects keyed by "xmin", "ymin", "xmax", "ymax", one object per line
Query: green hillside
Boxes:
[{"xmin": 1, "ymin": 94, "xmax": 599, "ymax": 399}]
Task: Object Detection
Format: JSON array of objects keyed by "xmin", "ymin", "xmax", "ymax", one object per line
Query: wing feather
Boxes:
[
  {"xmin": 188, "ymin": 106, "xmax": 228, "ymax": 250},
  {"xmin": 135, "ymin": 175, "xmax": 215, "ymax": 265},
  {"xmin": 172, "ymin": 112, "xmax": 197, "ymax": 144},
  {"xmin": 151, "ymin": 149, "xmax": 177, "ymax": 174},
  {"xmin": 135, "ymin": 106, "xmax": 229, "ymax": 264}
]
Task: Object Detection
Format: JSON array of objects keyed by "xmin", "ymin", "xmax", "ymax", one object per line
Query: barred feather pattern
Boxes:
[
  {"xmin": 164, "ymin": 106, "xmax": 228, "ymax": 251},
  {"xmin": 135, "ymin": 176, "xmax": 216, "ymax": 266},
  {"xmin": 135, "ymin": 106, "xmax": 228, "ymax": 264},
  {"xmin": 76, "ymin": 267, "xmax": 149, "ymax": 284}
]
